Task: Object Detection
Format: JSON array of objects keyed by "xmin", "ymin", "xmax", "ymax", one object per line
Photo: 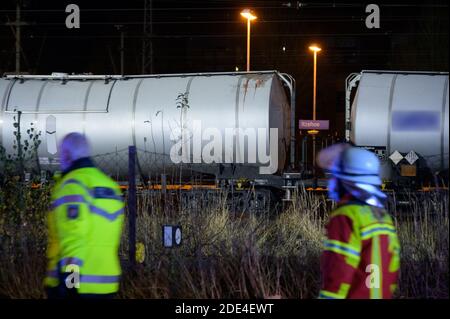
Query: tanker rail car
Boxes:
[
  {"xmin": 346, "ymin": 70, "xmax": 449, "ymax": 188},
  {"xmin": 0, "ymin": 71, "xmax": 302, "ymax": 212},
  {"xmin": 1, "ymin": 70, "xmax": 448, "ymax": 212}
]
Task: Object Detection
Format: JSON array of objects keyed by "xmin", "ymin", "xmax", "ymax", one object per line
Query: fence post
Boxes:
[{"xmin": 128, "ymin": 145, "xmax": 137, "ymax": 267}]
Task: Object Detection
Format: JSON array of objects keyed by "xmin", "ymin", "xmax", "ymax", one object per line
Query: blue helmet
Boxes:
[
  {"xmin": 317, "ymin": 143, "xmax": 382, "ymax": 185},
  {"xmin": 318, "ymin": 144, "xmax": 386, "ymax": 207}
]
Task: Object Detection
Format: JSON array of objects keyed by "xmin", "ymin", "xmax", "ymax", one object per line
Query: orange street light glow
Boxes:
[
  {"xmin": 309, "ymin": 45, "xmax": 322, "ymax": 52},
  {"xmin": 240, "ymin": 9, "xmax": 257, "ymax": 21}
]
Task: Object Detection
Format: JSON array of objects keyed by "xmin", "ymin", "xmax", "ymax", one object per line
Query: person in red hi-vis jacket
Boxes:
[{"xmin": 317, "ymin": 144, "xmax": 400, "ymax": 299}]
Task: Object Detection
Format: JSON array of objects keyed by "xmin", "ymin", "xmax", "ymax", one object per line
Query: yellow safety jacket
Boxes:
[{"xmin": 45, "ymin": 159, "xmax": 124, "ymax": 295}]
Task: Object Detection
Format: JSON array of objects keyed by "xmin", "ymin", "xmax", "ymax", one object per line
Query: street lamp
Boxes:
[
  {"xmin": 309, "ymin": 45, "xmax": 321, "ymax": 121},
  {"xmin": 308, "ymin": 44, "xmax": 321, "ymax": 175},
  {"xmin": 240, "ymin": 9, "xmax": 257, "ymax": 72}
]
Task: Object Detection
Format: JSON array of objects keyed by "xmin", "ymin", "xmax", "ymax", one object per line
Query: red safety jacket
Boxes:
[{"xmin": 319, "ymin": 199, "xmax": 400, "ymax": 299}]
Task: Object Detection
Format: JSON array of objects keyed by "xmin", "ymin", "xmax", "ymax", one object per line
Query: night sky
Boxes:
[{"xmin": 1, "ymin": 0, "xmax": 448, "ymax": 136}]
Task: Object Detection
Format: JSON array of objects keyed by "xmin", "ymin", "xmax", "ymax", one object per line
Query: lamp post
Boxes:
[
  {"xmin": 115, "ymin": 25, "xmax": 125, "ymax": 75},
  {"xmin": 240, "ymin": 9, "xmax": 257, "ymax": 72},
  {"xmin": 308, "ymin": 45, "xmax": 321, "ymax": 174}
]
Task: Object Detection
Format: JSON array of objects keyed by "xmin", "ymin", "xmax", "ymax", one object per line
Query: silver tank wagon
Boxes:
[
  {"xmin": 346, "ymin": 70, "xmax": 449, "ymax": 181},
  {"xmin": 0, "ymin": 71, "xmax": 293, "ymax": 180}
]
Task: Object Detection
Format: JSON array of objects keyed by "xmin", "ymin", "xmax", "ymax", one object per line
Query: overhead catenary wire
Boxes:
[
  {"xmin": 3, "ymin": 16, "xmax": 438, "ymax": 26},
  {"xmin": 0, "ymin": 32, "xmax": 444, "ymax": 39},
  {"xmin": 0, "ymin": 1, "xmax": 446, "ymax": 74},
  {"xmin": 0, "ymin": 3, "xmax": 447, "ymax": 13}
]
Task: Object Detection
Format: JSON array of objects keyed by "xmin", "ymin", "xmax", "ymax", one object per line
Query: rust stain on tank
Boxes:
[
  {"xmin": 242, "ymin": 78, "xmax": 250, "ymax": 107},
  {"xmin": 242, "ymin": 76, "xmax": 269, "ymax": 108},
  {"xmin": 253, "ymin": 78, "xmax": 266, "ymax": 98}
]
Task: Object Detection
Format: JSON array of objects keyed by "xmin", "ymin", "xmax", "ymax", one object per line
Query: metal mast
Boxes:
[
  {"xmin": 141, "ymin": 0, "xmax": 153, "ymax": 74},
  {"xmin": 5, "ymin": 1, "xmax": 28, "ymax": 74}
]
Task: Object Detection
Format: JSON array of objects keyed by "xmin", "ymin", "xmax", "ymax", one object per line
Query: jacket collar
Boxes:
[
  {"xmin": 62, "ymin": 157, "xmax": 95, "ymax": 177},
  {"xmin": 337, "ymin": 194, "xmax": 365, "ymax": 207}
]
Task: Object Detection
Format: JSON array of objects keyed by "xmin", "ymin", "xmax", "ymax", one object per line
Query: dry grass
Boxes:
[{"xmin": 0, "ymin": 183, "xmax": 448, "ymax": 299}]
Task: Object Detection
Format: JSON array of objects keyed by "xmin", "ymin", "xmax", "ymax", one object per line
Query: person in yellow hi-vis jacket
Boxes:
[{"xmin": 45, "ymin": 132, "xmax": 124, "ymax": 299}]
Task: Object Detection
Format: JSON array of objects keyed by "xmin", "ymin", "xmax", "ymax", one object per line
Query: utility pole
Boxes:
[
  {"xmin": 308, "ymin": 45, "xmax": 321, "ymax": 176},
  {"xmin": 115, "ymin": 25, "xmax": 125, "ymax": 75},
  {"xmin": 142, "ymin": 0, "xmax": 153, "ymax": 74},
  {"xmin": 5, "ymin": 1, "xmax": 28, "ymax": 74},
  {"xmin": 240, "ymin": 9, "xmax": 257, "ymax": 72},
  {"xmin": 15, "ymin": 1, "xmax": 21, "ymax": 73}
]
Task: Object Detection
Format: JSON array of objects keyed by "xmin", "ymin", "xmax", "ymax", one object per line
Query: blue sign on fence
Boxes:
[{"xmin": 392, "ymin": 111, "xmax": 440, "ymax": 131}]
